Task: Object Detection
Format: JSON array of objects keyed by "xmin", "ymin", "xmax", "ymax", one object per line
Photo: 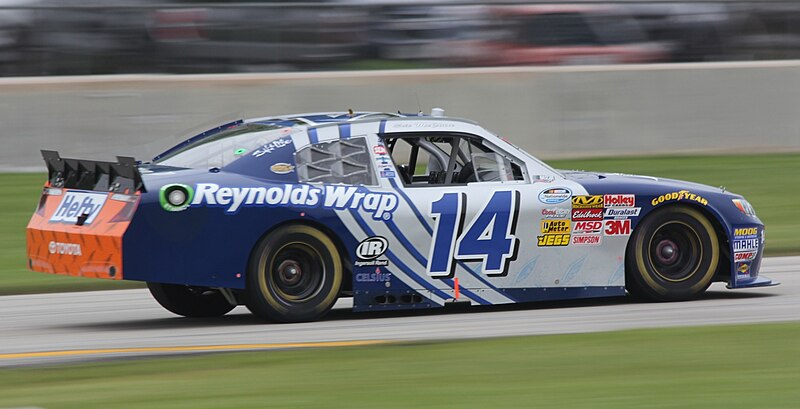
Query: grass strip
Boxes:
[{"xmin": 0, "ymin": 322, "xmax": 798, "ymax": 408}]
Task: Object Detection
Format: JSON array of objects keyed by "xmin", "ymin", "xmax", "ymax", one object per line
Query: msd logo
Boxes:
[{"xmin": 49, "ymin": 191, "xmax": 107, "ymax": 225}]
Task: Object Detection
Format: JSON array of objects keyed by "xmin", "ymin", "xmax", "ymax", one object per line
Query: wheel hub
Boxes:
[
  {"xmin": 655, "ymin": 239, "xmax": 679, "ymax": 265},
  {"xmin": 277, "ymin": 260, "xmax": 303, "ymax": 286}
]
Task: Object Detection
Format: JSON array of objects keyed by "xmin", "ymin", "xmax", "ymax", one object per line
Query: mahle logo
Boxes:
[{"xmin": 160, "ymin": 184, "xmax": 195, "ymax": 212}]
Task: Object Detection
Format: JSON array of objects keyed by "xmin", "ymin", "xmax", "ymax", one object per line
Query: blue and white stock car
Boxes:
[{"xmin": 27, "ymin": 110, "xmax": 777, "ymax": 322}]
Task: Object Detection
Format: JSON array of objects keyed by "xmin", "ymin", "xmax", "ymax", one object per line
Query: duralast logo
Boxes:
[
  {"xmin": 192, "ymin": 183, "xmax": 398, "ymax": 220},
  {"xmin": 49, "ymin": 191, "xmax": 107, "ymax": 224},
  {"xmin": 48, "ymin": 241, "xmax": 82, "ymax": 256}
]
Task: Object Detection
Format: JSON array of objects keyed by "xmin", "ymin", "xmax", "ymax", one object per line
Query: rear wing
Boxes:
[{"xmin": 41, "ymin": 150, "xmax": 146, "ymax": 193}]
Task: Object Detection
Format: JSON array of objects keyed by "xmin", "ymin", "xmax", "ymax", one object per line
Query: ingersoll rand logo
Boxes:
[
  {"xmin": 356, "ymin": 236, "xmax": 389, "ymax": 260},
  {"xmin": 49, "ymin": 191, "xmax": 107, "ymax": 225}
]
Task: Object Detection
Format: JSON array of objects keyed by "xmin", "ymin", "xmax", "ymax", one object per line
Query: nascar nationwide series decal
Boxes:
[{"xmin": 190, "ymin": 183, "xmax": 398, "ymax": 220}]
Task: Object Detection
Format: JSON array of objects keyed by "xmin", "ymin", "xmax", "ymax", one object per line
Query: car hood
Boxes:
[{"xmin": 559, "ymin": 170, "xmax": 738, "ymax": 198}]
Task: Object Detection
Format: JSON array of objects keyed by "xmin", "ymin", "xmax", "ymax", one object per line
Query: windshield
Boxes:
[{"xmin": 154, "ymin": 123, "xmax": 288, "ymax": 169}]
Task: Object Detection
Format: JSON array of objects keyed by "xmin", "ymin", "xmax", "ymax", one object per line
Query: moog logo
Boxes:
[
  {"xmin": 356, "ymin": 236, "xmax": 389, "ymax": 260},
  {"xmin": 49, "ymin": 191, "xmax": 107, "ymax": 224}
]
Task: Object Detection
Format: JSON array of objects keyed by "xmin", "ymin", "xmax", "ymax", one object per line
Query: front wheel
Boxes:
[
  {"xmin": 244, "ymin": 224, "xmax": 343, "ymax": 323},
  {"xmin": 626, "ymin": 206, "xmax": 720, "ymax": 301},
  {"xmin": 147, "ymin": 283, "xmax": 235, "ymax": 317}
]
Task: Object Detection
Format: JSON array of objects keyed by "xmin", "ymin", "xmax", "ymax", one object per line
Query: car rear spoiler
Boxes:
[{"xmin": 41, "ymin": 150, "xmax": 146, "ymax": 193}]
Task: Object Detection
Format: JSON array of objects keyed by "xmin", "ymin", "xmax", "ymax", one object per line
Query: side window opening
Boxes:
[
  {"xmin": 386, "ymin": 134, "xmax": 526, "ymax": 186},
  {"xmin": 295, "ymin": 137, "xmax": 377, "ymax": 185}
]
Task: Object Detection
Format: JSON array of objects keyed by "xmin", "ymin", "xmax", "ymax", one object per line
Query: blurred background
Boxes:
[{"xmin": 0, "ymin": 0, "xmax": 799, "ymax": 76}]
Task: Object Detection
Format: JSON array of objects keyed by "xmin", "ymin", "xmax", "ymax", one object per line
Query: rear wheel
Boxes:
[
  {"xmin": 147, "ymin": 283, "xmax": 235, "ymax": 317},
  {"xmin": 244, "ymin": 224, "xmax": 343, "ymax": 323},
  {"xmin": 626, "ymin": 206, "xmax": 720, "ymax": 301}
]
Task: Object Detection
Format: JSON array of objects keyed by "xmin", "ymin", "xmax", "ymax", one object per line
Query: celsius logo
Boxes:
[
  {"xmin": 356, "ymin": 236, "xmax": 388, "ymax": 260},
  {"xmin": 48, "ymin": 241, "xmax": 82, "ymax": 256},
  {"xmin": 192, "ymin": 183, "xmax": 398, "ymax": 220}
]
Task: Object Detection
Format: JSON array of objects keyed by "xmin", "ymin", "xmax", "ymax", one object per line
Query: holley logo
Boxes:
[{"xmin": 49, "ymin": 191, "xmax": 107, "ymax": 224}]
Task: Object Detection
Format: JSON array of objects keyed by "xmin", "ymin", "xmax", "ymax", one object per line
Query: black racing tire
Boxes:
[
  {"xmin": 147, "ymin": 282, "xmax": 235, "ymax": 317},
  {"xmin": 626, "ymin": 205, "xmax": 720, "ymax": 301},
  {"xmin": 244, "ymin": 224, "xmax": 343, "ymax": 323}
]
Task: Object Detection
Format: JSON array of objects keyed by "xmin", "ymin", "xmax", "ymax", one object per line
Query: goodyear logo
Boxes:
[
  {"xmin": 571, "ymin": 195, "xmax": 603, "ymax": 209},
  {"xmin": 541, "ymin": 220, "xmax": 571, "ymax": 234},
  {"xmin": 734, "ymin": 227, "xmax": 758, "ymax": 237},
  {"xmin": 651, "ymin": 190, "xmax": 708, "ymax": 206}
]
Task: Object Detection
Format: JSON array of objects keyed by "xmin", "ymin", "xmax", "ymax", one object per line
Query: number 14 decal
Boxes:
[{"xmin": 427, "ymin": 190, "xmax": 520, "ymax": 277}]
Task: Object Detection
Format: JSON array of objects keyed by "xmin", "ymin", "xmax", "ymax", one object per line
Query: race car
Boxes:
[{"xmin": 26, "ymin": 110, "xmax": 777, "ymax": 323}]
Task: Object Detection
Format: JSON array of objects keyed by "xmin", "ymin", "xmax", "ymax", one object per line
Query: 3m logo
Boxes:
[
  {"xmin": 604, "ymin": 219, "xmax": 632, "ymax": 236},
  {"xmin": 604, "ymin": 194, "xmax": 635, "ymax": 207},
  {"xmin": 571, "ymin": 195, "xmax": 603, "ymax": 209},
  {"xmin": 49, "ymin": 191, "xmax": 107, "ymax": 225},
  {"xmin": 574, "ymin": 221, "xmax": 602, "ymax": 234},
  {"xmin": 356, "ymin": 236, "xmax": 388, "ymax": 260}
]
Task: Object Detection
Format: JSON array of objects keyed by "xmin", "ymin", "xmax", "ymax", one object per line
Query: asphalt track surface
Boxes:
[{"xmin": 1, "ymin": 256, "xmax": 797, "ymax": 367}]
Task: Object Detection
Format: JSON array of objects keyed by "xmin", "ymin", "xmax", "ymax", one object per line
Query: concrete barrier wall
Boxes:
[{"xmin": 1, "ymin": 61, "xmax": 799, "ymax": 172}]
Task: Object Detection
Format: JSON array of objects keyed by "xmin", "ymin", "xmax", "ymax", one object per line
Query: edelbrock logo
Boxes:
[
  {"xmin": 49, "ymin": 191, "xmax": 107, "ymax": 224},
  {"xmin": 356, "ymin": 236, "xmax": 388, "ymax": 260},
  {"xmin": 192, "ymin": 183, "xmax": 398, "ymax": 220}
]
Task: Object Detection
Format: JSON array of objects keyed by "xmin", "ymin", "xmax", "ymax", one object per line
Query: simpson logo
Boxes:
[
  {"xmin": 573, "ymin": 221, "xmax": 602, "ymax": 234},
  {"xmin": 571, "ymin": 235, "xmax": 602, "ymax": 246},
  {"xmin": 541, "ymin": 220, "xmax": 571, "ymax": 234},
  {"xmin": 192, "ymin": 183, "xmax": 398, "ymax": 220},
  {"xmin": 652, "ymin": 190, "xmax": 708, "ymax": 206},
  {"xmin": 49, "ymin": 191, "xmax": 107, "ymax": 225},
  {"xmin": 604, "ymin": 219, "xmax": 632, "ymax": 236},
  {"xmin": 604, "ymin": 194, "xmax": 635, "ymax": 207},
  {"xmin": 356, "ymin": 236, "xmax": 388, "ymax": 260},
  {"xmin": 538, "ymin": 187, "xmax": 571, "ymax": 204},
  {"xmin": 571, "ymin": 195, "xmax": 603, "ymax": 209},
  {"xmin": 48, "ymin": 241, "xmax": 82, "ymax": 256},
  {"xmin": 541, "ymin": 207, "xmax": 570, "ymax": 219},
  {"xmin": 572, "ymin": 208, "xmax": 603, "ymax": 221},
  {"xmin": 734, "ymin": 251, "xmax": 757, "ymax": 262},
  {"xmin": 604, "ymin": 208, "xmax": 641, "ymax": 218}
]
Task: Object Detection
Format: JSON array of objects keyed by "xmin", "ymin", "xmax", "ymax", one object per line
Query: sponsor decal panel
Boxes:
[
  {"xmin": 736, "ymin": 261, "xmax": 752, "ymax": 279},
  {"xmin": 270, "ymin": 163, "xmax": 295, "ymax": 174},
  {"xmin": 541, "ymin": 207, "xmax": 570, "ymax": 219},
  {"xmin": 604, "ymin": 207, "xmax": 641, "ymax": 219},
  {"xmin": 573, "ymin": 221, "xmax": 603, "ymax": 234},
  {"xmin": 604, "ymin": 194, "xmax": 635, "ymax": 208},
  {"xmin": 538, "ymin": 219, "xmax": 570, "ymax": 247},
  {"xmin": 49, "ymin": 191, "xmax": 107, "ymax": 225},
  {"xmin": 571, "ymin": 234, "xmax": 602, "ymax": 246},
  {"xmin": 571, "ymin": 195, "xmax": 603, "ymax": 209},
  {"xmin": 604, "ymin": 219, "xmax": 632, "ymax": 236},
  {"xmin": 651, "ymin": 190, "xmax": 708, "ymax": 206},
  {"xmin": 538, "ymin": 188, "xmax": 572, "ymax": 204},
  {"xmin": 48, "ymin": 241, "xmax": 82, "ymax": 256},
  {"xmin": 572, "ymin": 208, "xmax": 603, "ymax": 221},
  {"xmin": 191, "ymin": 183, "xmax": 398, "ymax": 220},
  {"xmin": 252, "ymin": 137, "xmax": 292, "ymax": 157},
  {"xmin": 732, "ymin": 238, "xmax": 759, "ymax": 252},
  {"xmin": 734, "ymin": 251, "xmax": 757, "ymax": 262}
]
